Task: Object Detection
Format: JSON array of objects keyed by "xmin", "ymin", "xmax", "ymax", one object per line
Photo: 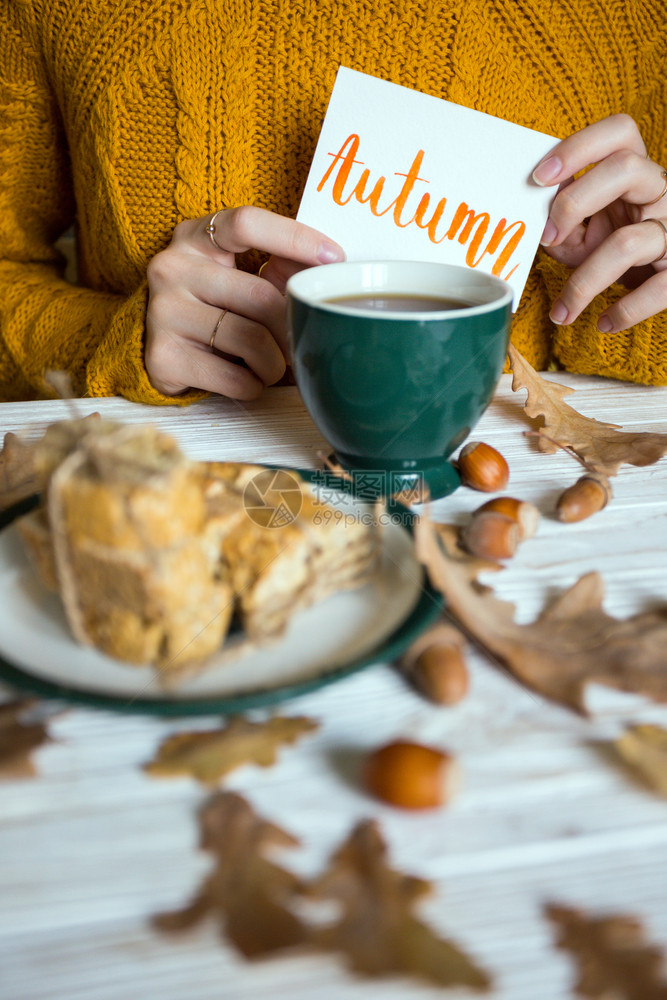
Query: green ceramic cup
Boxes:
[{"xmin": 286, "ymin": 260, "xmax": 513, "ymax": 499}]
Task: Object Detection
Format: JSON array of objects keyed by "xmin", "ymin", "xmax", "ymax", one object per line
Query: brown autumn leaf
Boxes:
[
  {"xmin": 546, "ymin": 903, "xmax": 667, "ymax": 1000},
  {"xmin": 415, "ymin": 517, "xmax": 667, "ymax": 715},
  {"xmin": 614, "ymin": 724, "xmax": 667, "ymax": 797},
  {"xmin": 509, "ymin": 344, "xmax": 667, "ymax": 477},
  {"xmin": 153, "ymin": 791, "xmax": 308, "ymax": 957},
  {"xmin": 305, "ymin": 818, "xmax": 491, "ymax": 991},
  {"xmin": 144, "ymin": 715, "xmax": 319, "ymax": 785},
  {"xmin": 0, "ymin": 699, "xmax": 51, "ymax": 779},
  {"xmin": 154, "ymin": 794, "xmax": 491, "ymax": 985}
]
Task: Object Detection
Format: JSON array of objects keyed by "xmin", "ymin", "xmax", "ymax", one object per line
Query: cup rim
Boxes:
[{"xmin": 287, "ymin": 259, "xmax": 513, "ymax": 319}]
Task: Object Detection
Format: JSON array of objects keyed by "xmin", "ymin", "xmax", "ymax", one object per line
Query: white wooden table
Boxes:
[{"xmin": 1, "ymin": 376, "xmax": 667, "ymax": 1000}]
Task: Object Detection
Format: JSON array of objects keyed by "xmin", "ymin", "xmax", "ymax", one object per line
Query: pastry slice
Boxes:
[
  {"xmin": 19, "ymin": 421, "xmax": 234, "ymax": 671},
  {"xmin": 201, "ymin": 462, "xmax": 380, "ymax": 641}
]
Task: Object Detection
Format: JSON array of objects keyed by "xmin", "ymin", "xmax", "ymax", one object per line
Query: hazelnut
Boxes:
[
  {"xmin": 460, "ymin": 510, "xmax": 519, "ymax": 560},
  {"xmin": 556, "ymin": 474, "xmax": 611, "ymax": 523},
  {"xmin": 414, "ymin": 644, "xmax": 469, "ymax": 706},
  {"xmin": 476, "ymin": 496, "xmax": 540, "ymax": 539},
  {"xmin": 457, "ymin": 441, "xmax": 509, "ymax": 492},
  {"xmin": 363, "ymin": 740, "xmax": 459, "ymax": 810},
  {"xmin": 398, "ymin": 623, "xmax": 469, "ymax": 706}
]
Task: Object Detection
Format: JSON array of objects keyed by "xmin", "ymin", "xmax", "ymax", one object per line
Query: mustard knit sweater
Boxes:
[{"xmin": 1, "ymin": 0, "xmax": 666, "ymax": 403}]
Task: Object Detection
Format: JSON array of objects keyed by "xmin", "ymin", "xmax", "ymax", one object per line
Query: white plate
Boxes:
[{"xmin": 0, "ymin": 488, "xmax": 441, "ymax": 715}]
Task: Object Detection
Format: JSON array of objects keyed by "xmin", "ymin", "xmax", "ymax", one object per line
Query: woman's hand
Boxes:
[
  {"xmin": 533, "ymin": 114, "xmax": 667, "ymax": 333},
  {"xmin": 145, "ymin": 206, "xmax": 344, "ymax": 398}
]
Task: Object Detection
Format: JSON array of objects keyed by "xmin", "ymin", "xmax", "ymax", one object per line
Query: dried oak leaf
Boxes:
[
  {"xmin": 547, "ymin": 903, "xmax": 667, "ymax": 1000},
  {"xmin": 415, "ymin": 518, "xmax": 667, "ymax": 715},
  {"xmin": 614, "ymin": 724, "xmax": 667, "ymax": 797},
  {"xmin": 0, "ymin": 699, "xmax": 51, "ymax": 779},
  {"xmin": 509, "ymin": 344, "xmax": 667, "ymax": 477},
  {"xmin": 153, "ymin": 791, "xmax": 308, "ymax": 957},
  {"xmin": 144, "ymin": 715, "xmax": 319, "ymax": 785},
  {"xmin": 305, "ymin": 818, "xmax": 491, "ymax": 991}
]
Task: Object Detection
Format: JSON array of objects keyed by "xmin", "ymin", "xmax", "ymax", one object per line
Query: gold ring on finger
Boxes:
[
  {"xmin": 643, "ymin": 169, "xmax": 667, "ymax": 207},
  {"xmin": 645, "ymin": 218, "xmax": 667, "ymax": 263},
  {"xmin": 204, "ymin": 210, "xmax": 230, "ymax": 253},
  {"xmin": 209, "ymin": 308, "xmax": 229, "ymax": 349}
]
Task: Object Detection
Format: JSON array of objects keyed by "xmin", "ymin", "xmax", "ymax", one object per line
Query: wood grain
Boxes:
[{"xmin": 1, "ymin": 376, "xmax": 667, "ymax": 1000}]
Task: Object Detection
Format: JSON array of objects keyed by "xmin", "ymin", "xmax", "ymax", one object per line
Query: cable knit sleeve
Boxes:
[
  {"xmin": 538, "ymin": 253, "xmax": 667, "ymax": 386},
  {"xmin": 0, "ymin": 4, "xmax": 203, "ymax": 404}
]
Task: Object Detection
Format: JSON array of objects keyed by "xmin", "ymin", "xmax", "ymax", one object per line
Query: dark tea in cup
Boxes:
[{"xmin": 323, "ymin": 293, "xmax": 476, "ymax": 312}]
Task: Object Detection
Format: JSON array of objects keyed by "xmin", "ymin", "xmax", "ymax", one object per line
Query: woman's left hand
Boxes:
[{"xmin": 533, "ymin": 114, "xmax": 667, "ymax": 333}]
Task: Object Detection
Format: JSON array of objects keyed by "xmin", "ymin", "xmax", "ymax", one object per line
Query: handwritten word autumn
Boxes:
[{"xmin": 317, "ymin": 134, "xmax": 525, "ymax": 279}]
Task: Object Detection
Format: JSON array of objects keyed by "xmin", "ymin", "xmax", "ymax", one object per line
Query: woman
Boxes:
[{"xmin": 1, "ymin": 0, "xmax": 666, "ymax": 403}]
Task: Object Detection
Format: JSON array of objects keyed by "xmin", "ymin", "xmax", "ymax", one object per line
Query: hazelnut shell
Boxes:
[{"xmin": 457, "ymin": 441, "xmax": 510, "ymax": 492}]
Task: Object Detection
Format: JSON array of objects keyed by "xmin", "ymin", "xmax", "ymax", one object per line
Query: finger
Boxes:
[
  {"xmin": 170, "ymin": 217, "xmax": 235, "ymax": 267},
  {"xmin": 216, "ymin": 206, "xmax": 345, "ymax": 264},
  {"xmin": 178, "ymin": 207, "xmax": 345, "ymax": 266},
  {"xmin": 146, "ymin": 327, "xmax": 264, "ymax": 399},
  {"xmin": 533, "ymin": 113, "xmax": 646, "ymax": 187},
  {"xmin": 259, "ymin": 256, "xmax": 310, "ymax": 293},
  {"xmin": 541, "ymin": 223, "xmax": 589, "ymax": 268},
  {"xmin": 541, "ymin": 207, "xmax": 616, "ymax": 269},
  {"xmin": 210, "ymin": 310, "xmax": 286, "ymax": 386},
  {"xmin": 185, "ymin": 261, "xmax": 288, "ymax": 353},
  {"xmin": 149, "ymin": 290, "xmax": 286, "ymax": 386},
  {"xmin": 596, "ymin": 269, "xmax": 667, "ymax": 333},
  {"xmin": 581, "ymin": 210, "xmax": 615, "ymax": 252},
  {"xmin": 541, "ymin": 153, "xmax": 667, "ymax": 247},
  {"xmin": 146, "ymin": 296, "xmax": 269, "ymax": 396},
  {"xmin": 548, "ymin": 219, "xmax": 667, "ymax": 326},
  {"xmin": 150, "ymin": 292, "xmax": 286, "ymax": 386}
]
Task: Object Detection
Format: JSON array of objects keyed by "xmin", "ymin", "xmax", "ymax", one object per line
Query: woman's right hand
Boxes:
[{"xmin": 145, "ymin": 206, "xmax": 345, "ymax": 399}]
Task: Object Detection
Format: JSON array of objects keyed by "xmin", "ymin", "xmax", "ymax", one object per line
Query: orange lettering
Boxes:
[
  {"xmin": 446, "ymin": 205, "xmax": 490, "ymax": 264},
  {"xmin": 353, "ymin": 169, "xmax": 389, "ymax": 215},
  {"xmin": 388, "ymin": 151, "xmax": 430, "ymax": 227},
  {"xmin": 486, "ymin": 219, "xmax": 526, "ymax": 278},
  {"xmin": 317, "ymin": 134, "xmax": 365, "ymax": 205},
  {"xmin": 352, "ymin": 149, "xmax": 431, "ymax": 219},
  {"xmin": 414, "ymin": 193, "xmax": 449, "ymax": 243},
  {"xmin": 315, "ymin": 135, "xmax": 526, "ymax": 281}
]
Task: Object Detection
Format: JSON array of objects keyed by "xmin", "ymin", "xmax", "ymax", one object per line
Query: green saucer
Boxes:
[{"xmin": 333, "ymin": 452, "xmax": 462, "ymax": 500}]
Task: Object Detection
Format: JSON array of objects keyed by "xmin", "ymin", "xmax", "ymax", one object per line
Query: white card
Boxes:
[{"xmin": 297, "ymin": 67, "xmax": 558, "ymax": 308}]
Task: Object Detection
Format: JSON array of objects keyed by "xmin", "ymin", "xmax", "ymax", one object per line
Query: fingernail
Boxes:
[
  {"xmin": 597, "ymin": 315, "xmax": 613, "ymax": 333},
  {"xmin": 550, "ymin": 300, "xmax": 568, "ymax": 325},
  {"xmin": 317, "ymin": 242, "xmax": 345, "ymax": 264},
  {"xmin": 540, "ymin": 218, "xmax": 558, "ymax": 246},
  {"xmin": 533, "ymin": 156, "xmax": 562, "ymax": 186}
]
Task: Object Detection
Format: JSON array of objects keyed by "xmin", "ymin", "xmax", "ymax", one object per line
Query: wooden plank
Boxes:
[{"xmin": 2, "ymin": 373, "xmax": 667, "ymax": 999}]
